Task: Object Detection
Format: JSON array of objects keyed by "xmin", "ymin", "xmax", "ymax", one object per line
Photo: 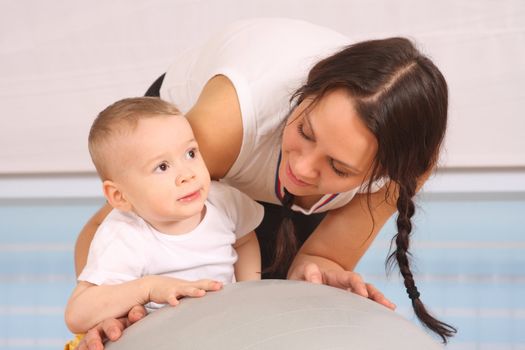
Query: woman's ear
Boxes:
[{"xmin": 102, "ymin": 180, "xmax": 132, "ymax": 212}]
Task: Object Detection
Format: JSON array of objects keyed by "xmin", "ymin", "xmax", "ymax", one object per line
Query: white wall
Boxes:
[{"xmin": 1, "ymin": 0, "xmax": 524, "ymax": 175}]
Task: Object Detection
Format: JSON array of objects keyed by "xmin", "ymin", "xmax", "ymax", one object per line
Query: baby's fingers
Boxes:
[
  {"xmin": 180, "ymin": 286, "xmax": 207, "ymax": 298},
  {"xmin": 166, "ymin": 286, "xmax": 208, "ymax": 306},
  {"xmin": 190, "ymin": 279, "xmax": 223, "ymax": 292}
]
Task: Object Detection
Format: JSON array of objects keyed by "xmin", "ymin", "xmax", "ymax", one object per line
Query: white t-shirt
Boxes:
[
  {"xmin": 79, "ymin": 182, "xmax": 264, "ymax": 289},
  {"xmin": 161, "ymin": 18, "xmax": 383, "ymax": 215}
]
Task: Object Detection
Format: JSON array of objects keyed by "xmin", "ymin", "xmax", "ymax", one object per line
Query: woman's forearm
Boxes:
[
  {"xmin": 287, "ymin": 252, "xmax": 345, "ymax": 280},
  {"xmin": 292, "ymin": 185, "xmax": 397, "ymax": 274},
  {"xmin": 74, "ymin": 203, "xmax": 112, "ymax": 276}
]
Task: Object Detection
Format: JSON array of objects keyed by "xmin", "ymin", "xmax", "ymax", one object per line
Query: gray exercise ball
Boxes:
[{"xmin": 106, "ymin": 280, "xmax": 442, "ymax": 349}]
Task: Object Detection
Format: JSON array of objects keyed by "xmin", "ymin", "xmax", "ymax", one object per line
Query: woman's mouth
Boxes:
[{"xmin": 286, "ymin": 163, "xmax": 311, "ymax": 187}]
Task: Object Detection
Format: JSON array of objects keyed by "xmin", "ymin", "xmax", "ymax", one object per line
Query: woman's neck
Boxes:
[{"xmin": 293, "ymin": 194, "xmax": 323, "ymax": 210}]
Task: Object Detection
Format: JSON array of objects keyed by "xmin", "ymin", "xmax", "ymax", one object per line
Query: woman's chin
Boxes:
[{"xmin": 282, "ymin": 183, "xmax": 316, "ymax": 197}]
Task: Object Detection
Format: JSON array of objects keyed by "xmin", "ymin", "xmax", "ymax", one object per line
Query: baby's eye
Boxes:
[
  {"xmin": 154, "ymin": 162, "xmax": 170, "ymax": 172},
  {"xmin": 185, "ymin": 148, "xmax": 197, "ymax": 159}
]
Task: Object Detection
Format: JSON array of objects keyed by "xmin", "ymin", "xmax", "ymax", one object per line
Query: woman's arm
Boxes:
[
  {"xmin": 288, "ymin": 169, "xmax": 434, "ymax": 302},
  {"xmin": 74, "ymin": 203, "xmax": 112, "ymax": 276},
  {"xmin": 233, "ymin": 231, "xmax": 261, "ymax": 281},
  {"xmin": 185, "ymin": 75, "xmax": 243, "ymax": 180},
  {"xmin": 294, "ymin": 183, "xmax": 397, "ymax": 273},
  {"xmin": 288, "ymin": 183, "xmax": 396, "ymax": 308}
]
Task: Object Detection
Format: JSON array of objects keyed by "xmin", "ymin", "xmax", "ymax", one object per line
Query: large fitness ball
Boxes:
[{"xmin": 106, "ymin": 280, "xmax": 442, "ymax": 349}]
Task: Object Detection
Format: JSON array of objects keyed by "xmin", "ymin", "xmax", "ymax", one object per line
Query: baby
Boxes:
[{"xmin": 65, "ymin": 97, "xmax": 263, "ymax": 334}]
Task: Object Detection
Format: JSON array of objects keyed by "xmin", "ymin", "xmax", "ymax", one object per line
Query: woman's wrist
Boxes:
[{"xmin": 288, "ymin": 253, "xmax": 344, "ymax": 280}]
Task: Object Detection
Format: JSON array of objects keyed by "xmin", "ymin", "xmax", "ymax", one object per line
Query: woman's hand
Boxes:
[
  {"xmin": 75, "ymin": 305, "xmax": 146, "ymax": 350},
  {"xmin": 288, "ymin": 262, "xmax": 396, "ymax": 310}
]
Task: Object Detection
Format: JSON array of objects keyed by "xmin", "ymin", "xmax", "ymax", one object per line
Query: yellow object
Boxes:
[{"xmin": 64, "ymin": 334, "xmax": 84, "ymax": 350}]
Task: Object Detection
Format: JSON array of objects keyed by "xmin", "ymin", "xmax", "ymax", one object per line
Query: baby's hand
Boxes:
[{"xmin": 144, "ymin": 276, "xmax": 222, "ymax": 306}]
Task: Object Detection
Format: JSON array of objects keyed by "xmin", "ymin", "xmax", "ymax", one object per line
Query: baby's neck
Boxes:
[{"xmin": 146, "ymin": 206, "xmax": 206, "ymax": 235}]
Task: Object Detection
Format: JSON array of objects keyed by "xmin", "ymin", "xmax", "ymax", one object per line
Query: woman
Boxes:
[{"xmin": 74, "ymin": 18, "xmax": 455, "ymax": 348}]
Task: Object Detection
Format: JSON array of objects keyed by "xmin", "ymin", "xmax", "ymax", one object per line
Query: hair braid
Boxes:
[
  {"xmin": 388, "ymin": 180, "xmax": 457, "ymax": 343},
  {"xmin": 265, "ymin": 189, "xmax": 298, "ymax": 278}
]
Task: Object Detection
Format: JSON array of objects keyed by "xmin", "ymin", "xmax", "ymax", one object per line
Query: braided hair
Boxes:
[
  {"xmin": 265, "ymin": 189, "xmax": 297, "ymax": 277},
  {"xmin": 272, "ymin": 37, "xmax": 456, "ymax": 342}
]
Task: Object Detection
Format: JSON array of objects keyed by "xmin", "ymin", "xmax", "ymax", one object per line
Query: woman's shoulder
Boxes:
[
  {"xmin": 204, "ymin": 18, "xmax": 349, "ymax": 79},
  {"xmin": 161, "ymin": 18, "xmax": 349, "ymax": 103},
  {"xmin": 217, "ymin": 18, "xmax": 348, "ymax": 47}
]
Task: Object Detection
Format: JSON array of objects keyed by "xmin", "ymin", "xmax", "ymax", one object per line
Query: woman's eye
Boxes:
[
  {"xmin": 154, "ymin": 162, "xmax": 169, "ymax": 172},
  {"xmin": 185, "ymin": 148, "xmax": 197, "ymax": 159},
  {"xmin": 297, "ymin": 122, "xmax": 313, "ymax": 140},
  {"xmin": 330, "ymin": 162, "xmax": 350, "ymax": 178}
]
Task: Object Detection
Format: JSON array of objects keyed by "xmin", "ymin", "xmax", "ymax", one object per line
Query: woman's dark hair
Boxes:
[{"xmin": 269, "ymin": 37, "xmax": 456, "ymax": 343}]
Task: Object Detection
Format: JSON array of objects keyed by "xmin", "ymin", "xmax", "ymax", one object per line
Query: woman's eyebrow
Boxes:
[{"xmin": 304, "ymin": 112, "xmax": 316, "ymax": 139}]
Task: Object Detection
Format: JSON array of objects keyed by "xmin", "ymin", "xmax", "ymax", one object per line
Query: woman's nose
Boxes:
[{"xmin": 294, "ymin": 152, "xmax": 320, "ymax": 180}]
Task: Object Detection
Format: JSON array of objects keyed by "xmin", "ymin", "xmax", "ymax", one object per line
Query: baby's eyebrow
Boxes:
[
  {"xmin": 145, "ymin": 153, "xmax": 169, "ymax": 166},
  {"xmin": 183, "ymin": 138, "xmax": 197, "ymax": 146}
]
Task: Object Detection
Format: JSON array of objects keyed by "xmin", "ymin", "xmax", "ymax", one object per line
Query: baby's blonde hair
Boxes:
[{"xmin": 88, "ymin": 97, "xmax": 182, "ymax": 180}]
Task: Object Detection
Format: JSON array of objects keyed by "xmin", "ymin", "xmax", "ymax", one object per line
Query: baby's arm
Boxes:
[
  {"xmin": 233, "ymin": 231, "xmax": 261, "ymax": 281},
  {"xmin": 65, "ymin": 276, "xmax": 222, "ymax": 334}
]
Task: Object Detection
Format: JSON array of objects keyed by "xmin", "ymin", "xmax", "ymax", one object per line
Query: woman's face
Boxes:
[{"xmin": 280, "ymin": 89, "xmax": 378, "ymax": 197}]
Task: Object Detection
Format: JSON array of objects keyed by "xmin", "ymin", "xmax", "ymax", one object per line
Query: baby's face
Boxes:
[{"xmin": 113, "ymin": 114, "xmax": 211, "ymax": 233}]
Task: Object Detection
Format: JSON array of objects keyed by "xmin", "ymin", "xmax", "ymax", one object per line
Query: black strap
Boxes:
[{"xmin": 144, "ymin": 73, "xmax": 166, "ymax": 97}]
